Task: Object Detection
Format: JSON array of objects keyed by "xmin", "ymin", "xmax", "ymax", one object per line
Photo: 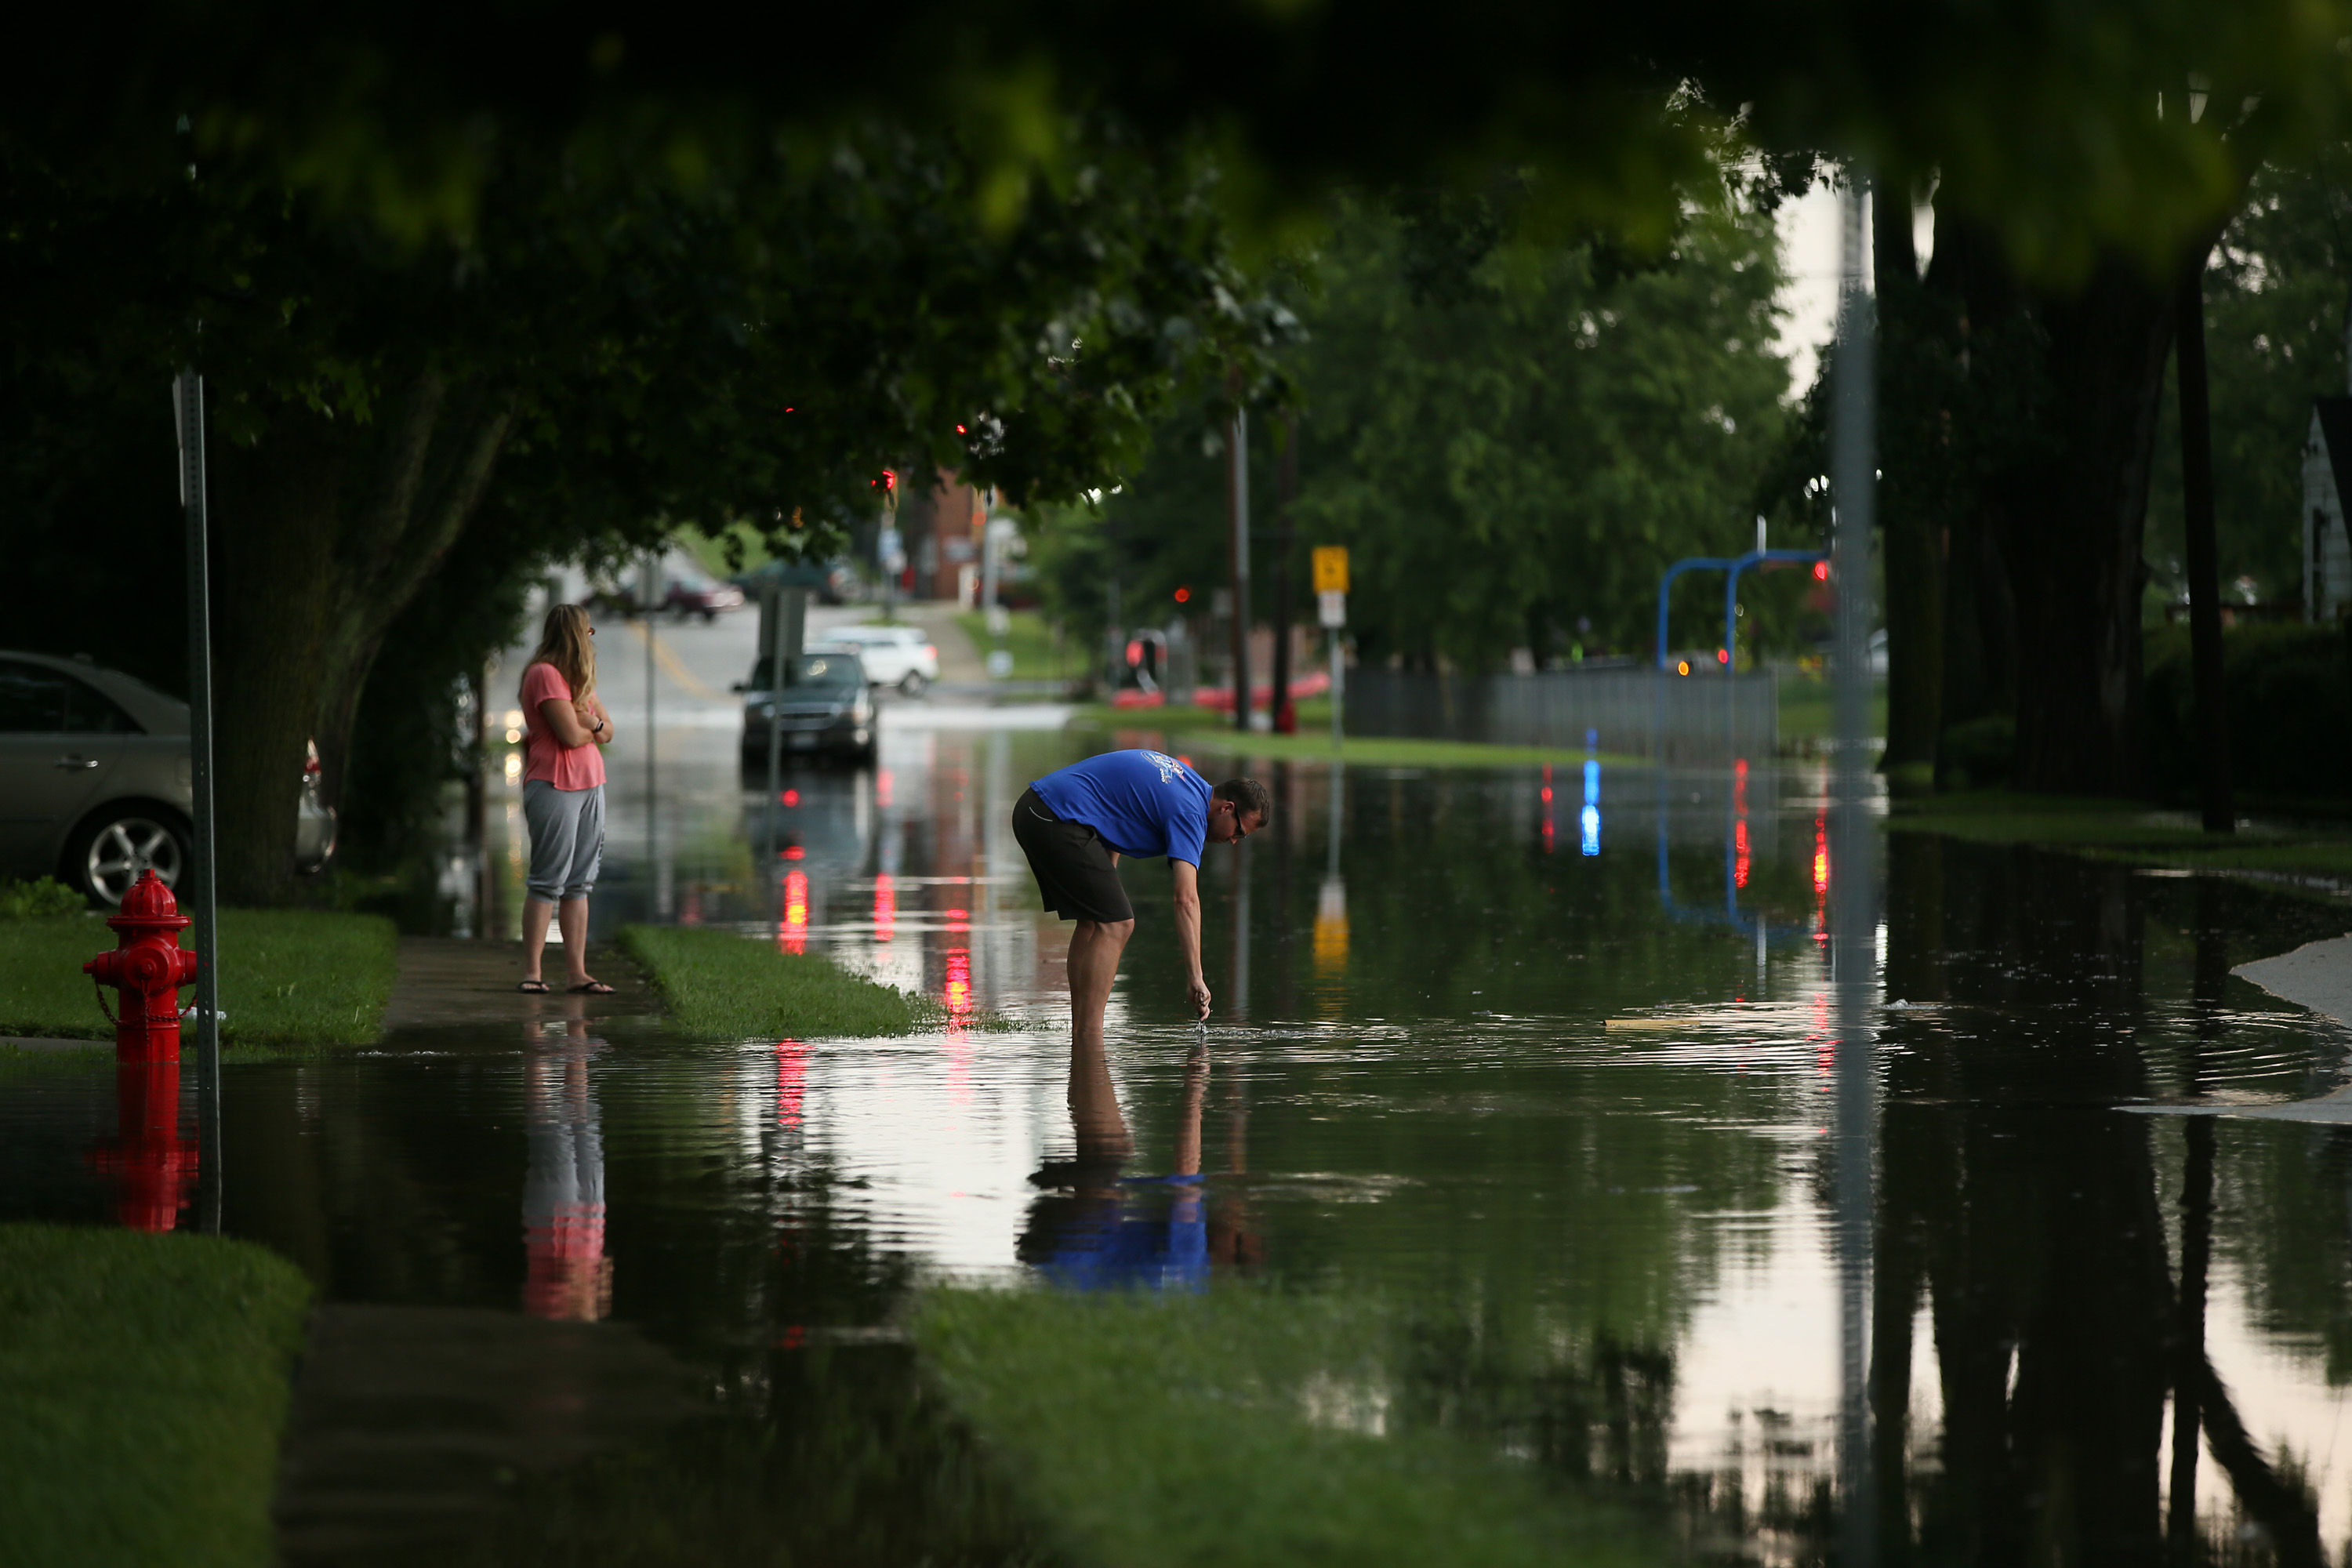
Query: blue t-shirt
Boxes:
[{"xmin": 1032, "ymin": 749, "xmax": 1212, "ymax": 865}]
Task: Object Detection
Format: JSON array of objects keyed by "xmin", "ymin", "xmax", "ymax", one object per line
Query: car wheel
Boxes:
[
  {"xmin": 66, "ymin": 808, "xmax": 190, "ymax": 906},
  {"xmin": 898, "ymin": 671, "xmax": 928, "ymax": 698}
]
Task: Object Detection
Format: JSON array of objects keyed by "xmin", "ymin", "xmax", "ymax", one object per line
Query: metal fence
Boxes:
[{"xmin": 1346, "ymin": 664, "xmax": 1777, "ymax": 762}]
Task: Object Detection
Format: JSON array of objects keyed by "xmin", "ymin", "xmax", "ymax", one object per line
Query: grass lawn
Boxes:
[
  {"xmin": 1778, "ymin": 672, "xmax": 1887, "ymax": 742},
  {"xmin": 623, "ymin": 924, "xmax": 963, "ymax": 1039},
  {"xmin": 0, "ymin": 1223, "xmax": 312, "ymax": 1568},
  {"xmin": 916, "ymin": 1287, "xmax": 1659, "ymax": 1568},
  {"xmin": 1073, "ymin": 711, "xmax": 1642, "ymax": 771},
  {"xmin": 954, "ymin": 608, "xmax": 1075, "ymax": 682},
  {"xmin": 1889, "ymin": 789, "xmax": 2352, "ymax": 885},
  {"xmin": 0, "ymin": 908, "xmax": 398, "ymax": 1048}
]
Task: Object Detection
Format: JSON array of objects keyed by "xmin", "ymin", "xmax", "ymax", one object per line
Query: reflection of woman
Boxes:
[
  {"xmin": 522, "ymin": 1013, "xmax": 612, "ymax": 1319},
  {"xmin": 517, "ymin": 605, "xmax": 615, "ymax": 994}
]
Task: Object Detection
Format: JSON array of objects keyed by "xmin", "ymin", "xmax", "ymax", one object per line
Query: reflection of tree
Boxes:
[{"xmin": 1878, "ymin": 837, "xmax": 2321, "ymax": 1563}]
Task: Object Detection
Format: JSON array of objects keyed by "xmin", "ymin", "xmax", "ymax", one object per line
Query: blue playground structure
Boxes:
[{"xmin": 1654, "ymin": 550, "xmax": 1826, "ymax": 670}]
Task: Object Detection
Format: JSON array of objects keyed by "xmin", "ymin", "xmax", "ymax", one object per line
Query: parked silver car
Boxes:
[{"xmin": 0, "ymin": 651, "xmax": 336, "ymax": 903}]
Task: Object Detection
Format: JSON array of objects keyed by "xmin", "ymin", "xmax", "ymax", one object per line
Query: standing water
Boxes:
[{"xmin": 6, "ymin": 709, "xmax": 2352, "ymax": 1563}]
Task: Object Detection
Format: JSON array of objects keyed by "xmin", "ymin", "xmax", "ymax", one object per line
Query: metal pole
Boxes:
[
  {"xmin": 643, "ymin": 552, "xmax": 658, "ymax": 913},
  {"xmin": 764, "ymin": 583, "xmax": 786, "ymax": 906},
  {"xmin": 174, "ymin": 370, "xmax": 221, "ymax": 1224},
  {"xmin": 1330, "ymin": 633, "xmax": 1344, "ymax": 753},
  {"xmin": 465, "ymin": 666, "xmax": 489, "ymax": 939},
  {"xmin": 1228, "ymin": 406, "xmax": 1252, "ymax": 732},
  {"xmin": 1828, "ymin": 166, "xmax": 1880, "ymax": 1567},
  {"xmin": 1271, "ymin": 414, "xmax": 1298, "ymax": 734}
]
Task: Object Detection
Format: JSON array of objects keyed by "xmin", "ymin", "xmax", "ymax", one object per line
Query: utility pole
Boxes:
[
  {"xmin": 1227, "ymin": 404, "xmax": 1252, "ymax": 733},
  {"xmin": 1270, "ymin": 413, "xmax": 1298, "ymax": 733},
  {"xmin": 1828, "ymin": 167, "xmax": 1879, "ymax": 1568},
  {"xmin": 2178, "ymin": 257, "xmax": 2234, "ymax": 833}
]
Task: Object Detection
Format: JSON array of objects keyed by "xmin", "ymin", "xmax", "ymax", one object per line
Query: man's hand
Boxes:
[{"xmin": 1189, "ymin": 978, "xmax": 1213, "ymax": 1021}]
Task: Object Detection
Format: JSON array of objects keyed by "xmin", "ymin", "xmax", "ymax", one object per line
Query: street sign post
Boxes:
[
  {"xmin": 173, "ymin": 370, "xmax": 221, "ymax": 1229},
  {"xmin": 1312, "ymin": 546, "xmax": 1348, "ymax": 594},
  {"xmin": 1313, "ymin": 547, "xmax": 1348, "ymax": 752}
]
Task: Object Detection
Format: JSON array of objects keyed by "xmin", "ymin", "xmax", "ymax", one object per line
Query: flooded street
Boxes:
[{"xmin": 9, "ymin": 617, "xmax": 2352, "ymax": 1561}]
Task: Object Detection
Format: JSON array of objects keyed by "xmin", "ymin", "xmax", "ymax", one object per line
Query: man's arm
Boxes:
[{"xmin": 1171, "ymin": 859, "xmax": 1210, "ymax": 1020}]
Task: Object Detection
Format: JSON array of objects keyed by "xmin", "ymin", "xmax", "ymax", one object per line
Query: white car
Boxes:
[{"xmin": 822, "ymin": 625, "xmax": 940, "ymax": 695}]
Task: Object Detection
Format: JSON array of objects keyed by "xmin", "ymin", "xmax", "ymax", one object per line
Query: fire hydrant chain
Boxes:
[{"xmin": 92, "ymin": 976, "xmax": 118, "ymax": 1028}]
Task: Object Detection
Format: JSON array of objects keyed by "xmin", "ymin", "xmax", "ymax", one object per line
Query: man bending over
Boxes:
[{"xmin": 1013, "ymin": 749, "xmax": 1268, "ymax": 1046}]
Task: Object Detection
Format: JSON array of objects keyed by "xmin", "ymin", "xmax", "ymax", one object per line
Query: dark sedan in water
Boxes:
[{"xmin": 736, "ymin": 646, "xmax": 875, "ymax": 768}]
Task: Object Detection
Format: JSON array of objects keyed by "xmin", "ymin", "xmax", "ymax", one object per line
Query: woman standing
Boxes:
[{"xmin": 518, "ymin": 604, "xmax": 617, "ymax": 993}]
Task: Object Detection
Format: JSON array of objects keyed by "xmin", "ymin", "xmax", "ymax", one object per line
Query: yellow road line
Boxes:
[{"xmin": 618, "ymin": 619, "xmax": 724, "ymax": 702}]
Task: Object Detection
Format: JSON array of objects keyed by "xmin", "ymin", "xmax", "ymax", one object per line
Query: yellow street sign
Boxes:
[{"xmin": 1312, "ymin": 546, "xmax": 1349, "ymax": 594}]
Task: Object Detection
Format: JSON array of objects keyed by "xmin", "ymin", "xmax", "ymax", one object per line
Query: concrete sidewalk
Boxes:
[
  {"xmin": 383, "ymin": 938, "xmax": 659, "ymax": 1030},
  {"xmin": 2234, "ymin": 935, "xmax": 2352, "ymax": 1032}
]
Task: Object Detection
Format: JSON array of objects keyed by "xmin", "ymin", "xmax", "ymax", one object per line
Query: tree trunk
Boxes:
[
  {"xmin": 1876, "ymin": 188, "xmax": 1946, "ymax": 795},
  {"xmin": 209, "ymin": 413, "xmax": 345, "ymax": 906},
  {"xmin": 2174, "ymin": 260, "xmax": 2235, "ymax": 832},
  {"xmin": 206, "ymin": 370, "xmax": 512, "ymax": 903},
  {"xmin": 1991, "ymin": 256, "xmax": 2178, "ymax": 794}
]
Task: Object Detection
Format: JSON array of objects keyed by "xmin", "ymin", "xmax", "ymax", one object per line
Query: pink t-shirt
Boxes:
[{"xmin": 521, "ymin": 662, "xmax": 607, "ymax": 790}]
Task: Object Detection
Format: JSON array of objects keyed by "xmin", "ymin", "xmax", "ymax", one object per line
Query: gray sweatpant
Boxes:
[{"xmin": 524, "ymin": 779, "xmax": 605, "ymax": 899}]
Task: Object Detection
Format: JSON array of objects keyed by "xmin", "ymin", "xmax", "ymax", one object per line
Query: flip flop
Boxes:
[
  {"xmin": 567, "ymin": 980, "xmax": 616, "ymax": 995},
  {"xmin": 517, "ymin": 979, "xmax": 552, "ymax": 994}
]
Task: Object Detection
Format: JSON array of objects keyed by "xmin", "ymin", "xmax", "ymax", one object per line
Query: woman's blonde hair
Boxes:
[{"xmin": 525, "ymin": 602, "xmax": 597, "ymax": 700}]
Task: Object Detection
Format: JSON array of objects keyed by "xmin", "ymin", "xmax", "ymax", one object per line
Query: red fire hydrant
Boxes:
[{"xmin": 85, "ymin": 869, "xmax": 198, "ymax": 1064}]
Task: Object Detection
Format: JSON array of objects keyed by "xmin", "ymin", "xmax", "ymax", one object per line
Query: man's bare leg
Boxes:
[{"xmin": 1065, "ymin": 917, "xmax": 1136, "ymax": 1052}]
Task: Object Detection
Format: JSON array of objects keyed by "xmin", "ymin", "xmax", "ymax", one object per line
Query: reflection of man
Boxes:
[
  {"xmin": 1020, "ymin": 1044, "xmax": 1215, "ymax": 1292},
  {"xmin": 1012, "ymin": 749, "xmax": 1268, "ymax": 1040}
]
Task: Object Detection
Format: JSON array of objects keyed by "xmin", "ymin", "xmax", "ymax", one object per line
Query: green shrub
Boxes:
[
  {"xmin": 2144, "ymin": 621, "xmax": 2352, "ymax": 800},
  {"xmin": 1939, "ymin": 713, "xmax": 2016, "ymax": 791},
  {"xmin": 0, "ymin": 878, "xmax": 88, "ymax": 920}
]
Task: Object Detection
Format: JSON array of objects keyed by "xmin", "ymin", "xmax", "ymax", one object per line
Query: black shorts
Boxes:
[{"xmin": 1013, "ymin": 786, "xmax": 1135, "ymax": 924}]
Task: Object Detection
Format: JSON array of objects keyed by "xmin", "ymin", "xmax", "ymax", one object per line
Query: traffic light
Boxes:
[{"xmin": 1174, "ymin": 586, "xmax": 1192, "ymax": 604}]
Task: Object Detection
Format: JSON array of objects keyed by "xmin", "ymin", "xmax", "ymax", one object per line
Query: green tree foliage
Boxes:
[
  {"xmin": 1033, "ymin": 182, "xmax": 1795, "ymax": 673},
  {"xmin": 2147, "ymin": 149, "xmax": 2352, "ymax": 606},
  {"xmin": 21, "ymin": 3, "xmax": 2342, "ymax": 286},
  {"xmin": 1, "ymin": 122, "xmax": 1283, "ymax": 897},
  {"xmin": 1291, "ymin": 192, "xmax": 1791, "ymax": 670}
]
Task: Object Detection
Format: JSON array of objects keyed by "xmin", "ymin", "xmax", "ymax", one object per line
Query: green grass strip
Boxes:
[
  {"xmin": 0, "ymin": 908, "xmax": 397, "ymax": 1048},
  {"xmin": 1074, "ymin": 715, "xmax": 1643, "ymax": 771},
  {"xmin": 953, "ymin": 608, "xmax": 1080, "ymax": 683},
  {"xmin": 622, "ymin": 924, "xmax": 951, "ymax": 1039},
  {"xmin": 1887, "ymin": 789, "xmax": 2352, "ymax": 886},
  {"xmin": 0, "ymin": 1223, "xmax": 312, "ymax": 1568},
  {"xmin": 916, "ymin": 1287, "xmax": 1659, "ymax": 1568}
]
